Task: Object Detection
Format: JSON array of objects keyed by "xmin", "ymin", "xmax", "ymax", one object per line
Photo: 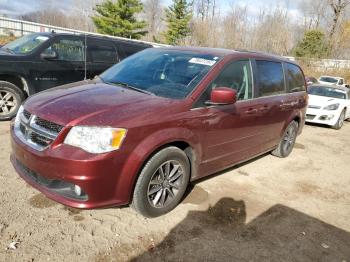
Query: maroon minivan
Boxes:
[{"xmin": 10, "ymin": 47, "xmax": 307, "ymax": 217}]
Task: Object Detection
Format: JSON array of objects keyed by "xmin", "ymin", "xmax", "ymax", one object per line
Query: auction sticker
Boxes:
[{"xmin": 189, "ymin": 58, "xmax": 216, "ymax": 66}]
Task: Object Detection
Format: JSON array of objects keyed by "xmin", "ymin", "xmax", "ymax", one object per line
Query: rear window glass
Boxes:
[
  {"xmin": 256, "ymin": 61, "xmax": 285, "ymax": 97},
  {"xmin": 285, "ymin": 63, "xmax": 306, "ymax": 92}
]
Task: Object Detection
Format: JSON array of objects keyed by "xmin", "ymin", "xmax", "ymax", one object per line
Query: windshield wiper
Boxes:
[{"xmin": 107, "ymin": 80, "xmax": 155, "ymax": 96}]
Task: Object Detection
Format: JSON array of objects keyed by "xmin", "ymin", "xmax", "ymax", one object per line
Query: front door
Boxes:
[
  {"xmin": 193, "ymin": 59, "xmax": 272, "ymax": 177},
  {"xmin": 33, "ymin": 36, "xmax": 86, "ymax": 92}
]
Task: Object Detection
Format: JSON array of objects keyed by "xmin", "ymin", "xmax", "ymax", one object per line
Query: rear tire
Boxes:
[
  {"xmin": 131, "ymin": 147, "xmax": 190, "ymax": 218},
  {"xmin": 0, "ymin": 81, "xmax": 25, "ymax": 121},
  {"xmin": 332, "ymin": 110, "xmax": 345, "ymax": 130},
  {"xmin": 272, "ymin": 121, "xmax": 298, "ymax": 158}
]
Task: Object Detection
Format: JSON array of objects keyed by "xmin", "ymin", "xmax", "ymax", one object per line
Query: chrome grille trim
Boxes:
[{"xmin": 14, "ymin": 110, "xmax": 63, "ymax": 151}]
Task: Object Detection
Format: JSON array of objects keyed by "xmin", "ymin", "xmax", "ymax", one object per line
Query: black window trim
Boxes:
[{"xmin": 192, "ymin": 58, "xmax": 255, "ymax": 109}]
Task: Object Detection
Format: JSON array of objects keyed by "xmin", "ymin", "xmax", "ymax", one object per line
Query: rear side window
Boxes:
[
  {"xmin": 118, "ymin": 42, "xmax": 149, "ymax": 58},
  {"xmin": 285, "ymin": 63, "xmax": 306, "ymax": 92},
  {"xmin": 256, "ymin": 60, "xmax": 285, "ymax": 97},
  {"xmin": 88, "ymin": 41, "xmax": 118, "ymax": 63}
]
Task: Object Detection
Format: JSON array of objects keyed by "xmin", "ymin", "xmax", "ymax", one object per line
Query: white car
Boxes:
[
  {"xmin": 306, "ymin": 85, "xmax": 350, "ymax": 129},
  {"xmin": 318, "ymin": 76, "xmax": 349, "ymax": 88}
]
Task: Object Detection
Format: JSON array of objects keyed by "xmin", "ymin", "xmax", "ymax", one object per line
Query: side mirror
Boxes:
[
  {"xmin": 40, "ymin": 50, "xmax": 57, "ymax": 60},
  {"xmin": 345, "ymin": 84, "xmax": 350, "ymax": 88},
  {"xmin": 206, "ymin": 87, "xmax": 237, "ymax": 105}
]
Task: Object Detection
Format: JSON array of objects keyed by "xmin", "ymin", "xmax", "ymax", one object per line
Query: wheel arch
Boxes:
[
  {"xmin": 116, "ymin": 128, "xmax": 201, "ymax": 204},
  {"xmin": 0, "ymin": 74, "xmax": 30, "ymax": 97}
]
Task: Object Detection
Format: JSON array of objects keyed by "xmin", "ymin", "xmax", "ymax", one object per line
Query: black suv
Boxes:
[{"xmin": 0, "ymin": 32, "xmax": 153, "ymax": 120}]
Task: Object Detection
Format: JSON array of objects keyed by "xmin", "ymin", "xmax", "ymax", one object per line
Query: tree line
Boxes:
[{"xmin": 19, "ymin": 0, "xmax": 350, "ymax": 59}]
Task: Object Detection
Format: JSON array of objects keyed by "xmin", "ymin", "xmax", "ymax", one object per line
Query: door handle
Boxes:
[{"xmin": 245, "ymin": 108, "xmax": 258, "ymax": 115}]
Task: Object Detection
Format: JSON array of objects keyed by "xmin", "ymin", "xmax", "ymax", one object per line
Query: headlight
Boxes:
[
  {"xmin": 323, "ymin": 103, "xmax": 340, "ymax": 110},
  {"xmin": 64, "ymin": 126, "xmax": 127, "ymax": 154}
]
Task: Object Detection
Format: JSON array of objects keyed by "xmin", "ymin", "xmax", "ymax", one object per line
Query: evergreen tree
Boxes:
[
  {"xmin": 164, "ymin": 0, "xmax": 192, "ymax": 45},
  {"xmin": 92, "ymin": 0, "xmax": 147, "ymax": 39},
  {"xmin": 294, "ymin": 30, "xmax": 329, "ymax": 58}
]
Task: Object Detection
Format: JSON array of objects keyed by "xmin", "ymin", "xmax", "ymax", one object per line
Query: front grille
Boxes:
[
  {"xmin": 23, "ymin": 110, "xmax": 31, "ymax": 120},
  {"xmin": 14, "ymin": 109, "xmax": 64, "ymax": 151},
  {"xmin": 19, "ymin": 123, "xmax": 26, "ymax": 134},
  {"xmin": 306, "ymin": 114, "xmax": 316, "ymax": 120},
  {"xmin": 35, "ymin": 116, "xmax": 64, "ymax": 134},
  {"xmin": 30, "ymin": 133, "xmax": 53, "ymax": 147}
]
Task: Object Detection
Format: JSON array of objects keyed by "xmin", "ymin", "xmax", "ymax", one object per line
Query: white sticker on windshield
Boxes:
[{"xmin": 189, "ymin": 58, "xmax": 216, "ymax": 66}]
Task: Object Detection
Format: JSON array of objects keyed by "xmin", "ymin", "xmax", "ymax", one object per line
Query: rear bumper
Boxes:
[{"xmin": 10, "ymin": 125, "xmax": 132, "ymax": 209}]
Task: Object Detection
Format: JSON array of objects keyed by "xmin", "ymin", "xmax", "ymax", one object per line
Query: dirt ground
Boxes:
[{"xmin": 0, "ymin": 120, "xmax": 350, "ymax": 262}]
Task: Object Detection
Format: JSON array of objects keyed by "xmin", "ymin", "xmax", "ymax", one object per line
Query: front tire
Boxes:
[
  {"xmin": 272, "ymin": 121, "xmax": 298, "ymax": 158},
  {"xmin": 0, "ymin": 81, "xmax": 25, "ymax": 121},
  {"xmin": 132, "ymin": 147, "xmax": 190, "ymax": 218},
  {"xmin": 332, "ymin": 110, "xmax": 345, "ymax": 130}
]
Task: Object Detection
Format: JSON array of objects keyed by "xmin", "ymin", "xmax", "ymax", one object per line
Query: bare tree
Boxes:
[
  {"xmin": 328, "ymin": 0, "xmax": 350, "ymax": 40},
  {"xmin": 143, "ymin": 0, "xmax": 163, "ymax": 41},
  {"xmin": 195, "ymin": 0, "xmax": 216, "ymax": 21}
]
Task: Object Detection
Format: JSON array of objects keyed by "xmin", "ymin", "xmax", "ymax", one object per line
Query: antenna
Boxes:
[{"xmin": 83, "ymin": 34, "xmax": 87, "ymax": 80}]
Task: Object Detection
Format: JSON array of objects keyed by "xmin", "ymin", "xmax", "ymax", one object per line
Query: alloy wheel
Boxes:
[
  {"xmin": 147, "ymin": 160, "xmax": 184, "ymax": 208},
  {"xmin": 282, "ymin": 125, "xmax": 296, "ymax": 153},
  {"xmin": 0, "ymin": 90, "xmax": 17, "ymax": 116}
]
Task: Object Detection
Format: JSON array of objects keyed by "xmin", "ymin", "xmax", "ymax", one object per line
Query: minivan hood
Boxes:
[{"xmin": 24, "ymin": 80, "xmax": 182, "ymax": 127}]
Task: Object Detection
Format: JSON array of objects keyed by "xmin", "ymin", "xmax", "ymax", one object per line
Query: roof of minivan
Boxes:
[{"xmin": 159, "ymin": 46, "xmax": 294, "ymax": 63}]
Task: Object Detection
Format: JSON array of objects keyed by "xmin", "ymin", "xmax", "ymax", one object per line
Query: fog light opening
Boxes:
[{"xmin": 74, "ymin": 185, "xmax": 83, "ymax": 196}]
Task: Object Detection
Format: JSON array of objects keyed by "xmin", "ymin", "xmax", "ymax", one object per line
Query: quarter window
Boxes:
[
  {"xmin": 285, "ymin": 63, "xmax": 306, "ymax": 92},
  {"xmin": 44, "ymin": 39, "xmax": 84, "ymax": 62},
  {"xmin": 256, "ymin": 61, "xmax": 285, "ymax": 97}
]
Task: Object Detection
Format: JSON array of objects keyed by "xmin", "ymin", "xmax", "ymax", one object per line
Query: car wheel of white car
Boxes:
[{"xmin": 332, "ymin": 110, "xmax": 345, "ymax": 130}]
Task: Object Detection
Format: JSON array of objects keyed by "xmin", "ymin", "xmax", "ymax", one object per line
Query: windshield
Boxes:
[
  {"xmin": 308, "ymin": 86, "xmax": 346, "ymax": 99},
  {"xmin": 319, "ymin": 77, "xmax": 338, "ymax": 84},
  {"xmin": 2, "ymin": 34, "xmax": 50, "ymax": 54},
  {"xmin": 100, "ymin": 48, "xmax": 221, "ymax": 99}
]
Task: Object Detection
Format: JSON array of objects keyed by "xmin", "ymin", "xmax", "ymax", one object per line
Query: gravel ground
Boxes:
[{"xmin": 0, "ymin": 120, "xmax": 349, "ymax": 262}]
